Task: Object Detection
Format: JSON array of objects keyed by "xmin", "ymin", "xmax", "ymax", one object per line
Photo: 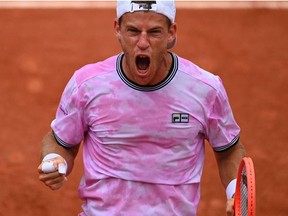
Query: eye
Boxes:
[
  {"xmin": 148, "ymin": 28, "xmax": 162, "ymax": 36},
  {"xmin": 128, "ymin": 28, "xmax": 137, "ymax": 32},
  {"xmin": 127, "ymin": 27, "xmax": 140, "ymax": 35},
  {"xmin": 151, "ymin": 29, "xmax": 161, "ymax": 33}
]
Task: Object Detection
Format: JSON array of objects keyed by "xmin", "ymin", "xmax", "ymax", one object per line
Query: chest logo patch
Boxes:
[{"xmin": 172, "ymin": 113, "xmax": 189, "ymax": 123}]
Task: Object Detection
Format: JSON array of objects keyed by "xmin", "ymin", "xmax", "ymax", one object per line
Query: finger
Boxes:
[
  {"xmin": 226, "ymin": 198, "xmax": 235, "ymax": 216},
  {"xmin": 39, "ymin": 169, "xmax": 61, "ymax": 177},
  {"xmin": 58, "ymin": 162, "xmax": 67, "ymax": 175},
  {"xmin": 49, "ymin": 179, "xmax": 67, "ymax": 190},
  {"xmin": 41, "ymin": 161, "xmax": 57, "ymax": 173},
  {"xmin": 39, "ymin": 173, "xmax": 67, "ymax": 190},
  {"xmin": 37, "ymin": 164, "xmax": 43, "ymax": 173},
  {"xmin": 38, "ymin": 171, "xmax": 63, "ymax": 182},
  {"xmin": 40, "ymin": 159, "xmax": 67, "ymax": 175},
  {"xmin": 45, "ymin": 175, "xmax": 67, "ymax": 186}
]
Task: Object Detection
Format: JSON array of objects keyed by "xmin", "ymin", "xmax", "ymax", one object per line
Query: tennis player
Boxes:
[{"xmin": 38, "ymin": 1, "xmax": 246, "ymax": 215}]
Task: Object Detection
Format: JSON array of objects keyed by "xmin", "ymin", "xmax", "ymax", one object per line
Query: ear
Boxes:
[
  {"xmin": 167, "ymin": 23, "xmax": 177, "ymax": 49},
  {"xmin": 114, "ymin": 19, "xmax": 121, "ymax": 42}
]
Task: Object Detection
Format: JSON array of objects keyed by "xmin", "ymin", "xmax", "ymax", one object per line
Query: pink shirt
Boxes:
[{"xmin": 51, "ymin": 53, "xmax": 240, "ymax": 216}]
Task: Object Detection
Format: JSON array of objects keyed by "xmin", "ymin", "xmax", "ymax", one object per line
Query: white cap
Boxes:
[{"xmin": 117, "ymin": 0, "xmax": 176, "ymax": 23}]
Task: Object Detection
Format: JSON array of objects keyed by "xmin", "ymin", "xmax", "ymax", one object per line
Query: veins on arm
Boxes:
[{"xmin": 214, "ymin": 141, "xmax": 246, "ymax": 188}]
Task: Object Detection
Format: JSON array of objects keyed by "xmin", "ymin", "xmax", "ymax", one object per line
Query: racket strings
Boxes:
[
  {"xmin": 240, "ymin": 167, "xmax": 248, "ymax": 216},
  {"xmin": 247, "ymin": 160, "xmax": 256, "ymax": 216}
]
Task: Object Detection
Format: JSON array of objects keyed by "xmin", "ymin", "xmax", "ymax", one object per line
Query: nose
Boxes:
[{"xmin": 137, "ymin": 32, "xmax": 149, "ymax": 50}]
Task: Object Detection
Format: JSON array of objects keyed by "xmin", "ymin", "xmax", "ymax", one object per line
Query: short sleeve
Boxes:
[
  {"xmin": 51, "ymin": 75, "xmax": 87, "ymax": 147},
  {"xmin": 206, "ymin": 77, "xmax": 240, "ymax": 152}
]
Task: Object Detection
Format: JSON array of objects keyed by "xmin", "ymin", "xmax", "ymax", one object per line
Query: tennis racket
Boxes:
[{"xmin": 234, "ymin": 157, "xmax": 256, "ymax": 216}]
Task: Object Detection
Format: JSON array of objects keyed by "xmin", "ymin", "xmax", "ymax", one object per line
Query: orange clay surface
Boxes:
[{"xmin": 0, "ymin": 8, "xmax": 287, "ymax": 216}]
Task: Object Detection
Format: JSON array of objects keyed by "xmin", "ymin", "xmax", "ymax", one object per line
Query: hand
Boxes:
[
  {"xmin": 38, "ymin": 154, "xmax": 67, "ymax": 190},
  {"xmin": 226, "ymin": 198, "xmax": 235, "ymax": 216}
]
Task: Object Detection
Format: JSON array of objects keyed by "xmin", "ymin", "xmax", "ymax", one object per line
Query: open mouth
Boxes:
[{"xmin": 136, "ymin": 55, "xmax": 150, "ymax": 71}]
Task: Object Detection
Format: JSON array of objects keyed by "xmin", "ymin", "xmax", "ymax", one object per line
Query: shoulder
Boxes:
[
  {"xmin": 176, "ymin": 55, "xmax": 222, "ymax": 91},
  {"xmin": 73, "ymin": 54, "xmax": 119, "ymax": 86}
]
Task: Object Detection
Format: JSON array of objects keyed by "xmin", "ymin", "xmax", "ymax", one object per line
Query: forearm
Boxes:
[
  {"xmin": 215, "ymin": 141, "xmax": 246, "ymax": 188},
  {"xmin": 40, "ymin": 130, "xmax": 80, "ymax": 175},
  {"xmin": 215, "ymin": 141, "xmax": 246, "ymax": 216}
]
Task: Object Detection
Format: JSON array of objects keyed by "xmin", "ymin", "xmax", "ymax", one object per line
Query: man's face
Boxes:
[{"xmin": 114, "ymin": 11, "xmax": 176, "ymax": 86}]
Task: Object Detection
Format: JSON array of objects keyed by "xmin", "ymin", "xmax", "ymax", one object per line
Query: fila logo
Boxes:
[
  {"xmin": 131, "ymin": 1, "xmax": 156, "ymax": 11},
  {"xmin": 172, "ymin": 113, "xmax": 189, "ymax": 123}
]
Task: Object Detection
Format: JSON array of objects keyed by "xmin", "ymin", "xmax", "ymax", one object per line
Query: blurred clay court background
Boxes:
[{"xmin": 0, "ymin": 1, "xmax": 288, "ymax": 216}]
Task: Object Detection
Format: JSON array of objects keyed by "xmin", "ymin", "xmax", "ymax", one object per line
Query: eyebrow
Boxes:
[{"xmin": 125, "ymin": 23, "xmax": 164, "ymax": 31}]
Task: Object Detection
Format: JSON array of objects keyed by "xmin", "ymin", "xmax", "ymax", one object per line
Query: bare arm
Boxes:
[
  {"xmin": 38, "ymin": 130, "xmax": 80, "ymax": 190},
  {"xmin": 40, "ymin": 130, "xmax": 80, "ymax": 175},
  {"xmin": 214, "ymin": 140, "xmax": 246, "ymax": 216},
  {"xmin": 214, "ymin": 141, "xmax": 246, "ymax": 187}
]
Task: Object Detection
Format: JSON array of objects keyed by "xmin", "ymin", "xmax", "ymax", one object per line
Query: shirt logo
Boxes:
[{"xmin": 172, "ymin": 113, "xmax": 189, "ymax": 123}]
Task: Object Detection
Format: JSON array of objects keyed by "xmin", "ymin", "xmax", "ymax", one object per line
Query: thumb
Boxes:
[{"xmin": 58, "ymin": 162, "xmax": 67, "ymax": 175}]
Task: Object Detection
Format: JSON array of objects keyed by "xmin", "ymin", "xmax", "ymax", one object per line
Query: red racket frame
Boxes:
[{"xmin": 234, "ymin": 157, "xmax": 256, "ymax": 216}]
